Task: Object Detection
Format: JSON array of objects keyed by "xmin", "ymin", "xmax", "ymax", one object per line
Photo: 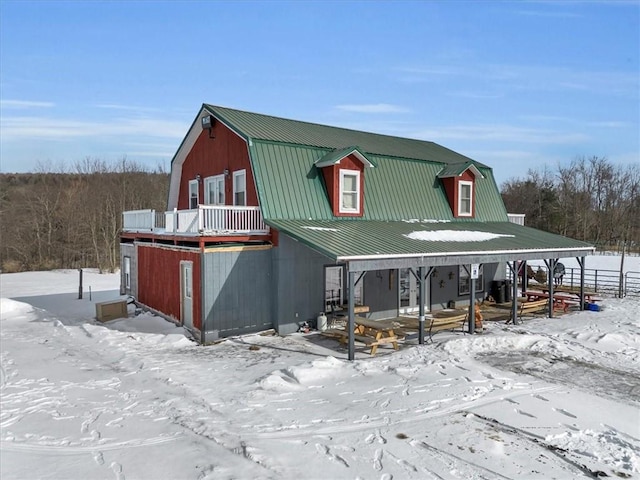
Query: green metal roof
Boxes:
[
  {"xmin": 265, "ymin": 219, "xmax": 595, "ymax": 264},
  {"xmin": 315, "ymin": 146, "xmax": 376, "ymax": 168},
  {"xmin": 437, "ymin": 161, "xmax": 484, "ymax": 179},
  {"xmin": 205, "ymin": 104, "xmax": 489, "ymax": 167},
  {"xmin": 249, "ymin": 140, "xmax": 508, "ymax": 222}
]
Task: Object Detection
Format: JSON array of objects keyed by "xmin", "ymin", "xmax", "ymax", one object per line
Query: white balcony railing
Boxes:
[{"xmin": 122, "ymin": 205, "xmax": 269, "ymax": 236}]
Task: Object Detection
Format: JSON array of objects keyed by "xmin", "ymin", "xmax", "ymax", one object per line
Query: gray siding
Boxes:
[
  {"xmin": 202, "ymin": 248, "xmax": 273, "ymax": 340},
  {"xmin": 120, "ymin": 243, "xmax": 137, "ymax": 298},
  {"xmin": 363, "ymin": 270, "xmax": 398, "ymax": 320},
  {"xmin": 273, "ymin": 234, "xmax": 333, "ymax": 335},
  {"xmin": 430, "ymin": 262, "xmax": 500, "ymax": 310}
]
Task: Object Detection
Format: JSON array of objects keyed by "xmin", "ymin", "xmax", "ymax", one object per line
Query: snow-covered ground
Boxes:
[{"xmin": 1, "ymin": 263, "xmax": 639, "ymax": 480}]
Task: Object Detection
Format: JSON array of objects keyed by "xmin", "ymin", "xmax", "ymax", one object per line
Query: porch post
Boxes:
[
  {"xmin": 468, "ymin": 275, "xmax": 476, "ymax": 334},
  {"xmin": 418, "ymin": 266, "xmax": 426, "ymax": 345},
  {"xmin": 578, "ymin": 256, "xmax": 586, "ymax": 310},
  {"xmin": 347, "ymin": 270, "xmax": 355, "ymax": 361},
  {"xmin": 507, "ymin": 262, "xmax": 519, "ymax": 325},
  {"xmin": 545, "ymin": 259, "xmax": 556, "ymax": 319}
]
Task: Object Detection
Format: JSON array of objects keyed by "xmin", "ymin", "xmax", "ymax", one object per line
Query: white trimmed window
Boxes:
[
  {"xmin": 189, "ymin": 179, "xmax": 199, "ymax": 209},
  {"xmin": 123, "ymin": 256, "xmax": 131, "ymax": 290},
  {"xmin": 458, "ymin": 181, "xmax": 473, "ymax": 216},
  {"xmin": 204, "ymin": 174, "xmax": 225, "ymax": 205},
  {"xmin": 339, "ymin": 169, "xmax": 360, "ymax": 214},
  {"xmin": 233, "ymin": 170, "xmax": 246, "ymax": 206},
  {"xmin": 459, "ymin": 264, "xmax": 483, "ymax": 295}
]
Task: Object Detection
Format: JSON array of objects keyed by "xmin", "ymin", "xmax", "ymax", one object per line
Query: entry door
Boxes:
[
  {"xmin": 180, "ymin": 261, "xmax": 193, "ymax": 329},
  {"xmin": 399, "ymin": 268, "xmax": 428, "ymax": 314}
]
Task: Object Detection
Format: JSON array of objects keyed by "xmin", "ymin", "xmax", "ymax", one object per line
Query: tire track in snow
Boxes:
[{"xmin": 242, "ymin": 385, "xmax": 561, "ymax": 440}]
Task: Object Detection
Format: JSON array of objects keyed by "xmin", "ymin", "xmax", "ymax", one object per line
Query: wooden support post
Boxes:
[{"xmin": 469, "ymin": 276, "xmax": 476, "ymax": 334}]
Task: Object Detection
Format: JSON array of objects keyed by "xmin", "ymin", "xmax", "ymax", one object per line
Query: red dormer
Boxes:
[
  {"xmin": 315, "ymin": 146, "xmax": 375, "ymax": 217},
  {"xmin": 438, "ymin": 162, "xmax": 484, "ymax": 218}
]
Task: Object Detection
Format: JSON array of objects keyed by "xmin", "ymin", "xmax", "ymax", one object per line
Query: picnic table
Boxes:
[
  {"xmin": 540, "ymin": 286, "xmax": 601, "ymax": 303},
  {"xmin": 324, "ymin": 316, "xmax": 399, "ymax": 355},
  {"xmin": 524, "ymin": 290, "xmax": 579, "ymax": 313}
]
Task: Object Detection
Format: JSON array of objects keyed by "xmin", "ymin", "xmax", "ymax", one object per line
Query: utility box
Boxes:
[{"xmin": 95, "ymin": 299, "xmax": 128, "ymax": 322}]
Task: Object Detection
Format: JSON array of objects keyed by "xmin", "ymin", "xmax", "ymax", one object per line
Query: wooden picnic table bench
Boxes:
[
  {"xmin": 524, "ymin": 291, "xmax": 579, "ymax": 313},
  {"xmin": 324, "ymin": 316, "xmax": 399, "ymax": 355}
]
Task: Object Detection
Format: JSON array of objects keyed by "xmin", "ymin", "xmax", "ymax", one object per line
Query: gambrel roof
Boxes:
[{"xmin": 169, "ymin": 104, "xmax": 594, "ymax": 268}]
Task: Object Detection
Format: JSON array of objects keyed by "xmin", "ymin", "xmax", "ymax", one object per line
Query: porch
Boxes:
[{"xmin": 122, "ymin": 205, "xmax": 270, "ymax": 236}]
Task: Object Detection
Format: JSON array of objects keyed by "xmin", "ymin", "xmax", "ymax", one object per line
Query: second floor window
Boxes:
[
  {"xmin": 458, "ymin": 181, "xmax": 473, "ymax": 216},
  {"xmin": 339, "ymin": 169, "xmax": 360, "ymax": 214},
  {"xmin": 233, "ymin": 170, "xmax": 246, "ymax": 206},
  {"xmin": 189, "ymin": 179, "xmax": 199, "ymax": 209}
]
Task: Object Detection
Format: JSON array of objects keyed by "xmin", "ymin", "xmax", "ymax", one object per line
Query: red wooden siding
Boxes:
[
  {"xmin": 320, "ymin": 154, "xmax": 365, "ymax": 217},
  {"xmin": 177, "ymin": 120, "xmax": 258, "ymax": 210},
  {"xmin": 137, "ymin": 245, "xmax": 202, "ymax": 330},
  {"xmin": 442, "ymin": 170, "xmax": 476, "ymax": 218}
]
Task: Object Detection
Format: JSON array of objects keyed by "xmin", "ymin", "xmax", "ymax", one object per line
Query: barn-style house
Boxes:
[{"xmin": 120, "ymin": 104, "xmax": 594, "ymax": 358}]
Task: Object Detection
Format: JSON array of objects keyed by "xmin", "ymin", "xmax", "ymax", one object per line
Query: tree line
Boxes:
[
  {"xmin": 501, "ymin": 156, "xmax": 639, "ymax": 253},
  {"xmin": 0, "ymin": 159, "xmax": 168, "ymax": 273},
  {"xmin": 1, "ymin": 155, "xmax": 637, "ymax": 274}
]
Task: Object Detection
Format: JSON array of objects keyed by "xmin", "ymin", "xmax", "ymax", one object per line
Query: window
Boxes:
[
  {"xmin": 458, "ymin": 181, "xmax": 473, "ymax": 216},
  {"xmin": 189, "ymin": 180, "xmax": 199, "ymax": 209},
  {"xmin": 123, "ymin": 256, "xmax": 131, "ymax": 290},
  {"xmin": 459, "ymin": 264, "xmax": 483, "ymax": 295},
  {"xmin": 233, "ymin": 170, "xmax": 246, "ymax": 206},
  {"xmin": 324, "ymin": 265, "xmax": 364, "ymax": 312},
  {"xmin": 204, "ymin": 174, "xmax": 225, "ymax": 205},
  {"xmin": 339, "ymin": 169, "xmax": 360, "ymax": 214}
]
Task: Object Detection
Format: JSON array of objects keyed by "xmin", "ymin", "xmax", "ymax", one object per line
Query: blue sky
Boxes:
[{"xmin": 1, "ymin": 0, "xmax": 638, "ymax": 186}]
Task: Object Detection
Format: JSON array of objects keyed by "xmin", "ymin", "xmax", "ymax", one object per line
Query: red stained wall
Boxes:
[
  {"xmin": 442, "ymin": 170, "xmax": 476, "ymax": 218},
  {"xmin": 137, "ymin": 245, "xmax": 202, "ymax": 330},
  {"xmin": 177, "ymin": 120, "xmax": 258, "ymax": 209},
  {"xmin": 320, "ymin": 154, "xmax": 365, "ymax": 217}
]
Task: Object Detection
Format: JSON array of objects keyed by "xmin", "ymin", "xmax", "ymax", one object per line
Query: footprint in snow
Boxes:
[
  {"xmin": 515, "ymin": 409, "xmax": 536, "ymax": 418},
  {"xmin": 533, "ymin": 394, "xmax": 549, "ymax": 402},
  {"xmin": 554, "ymin": 407, "xmax": 577, "ymax": 419},
  {"xmin": 92, "ymin": 451, "xmax": 104, "ymax": 466},
  {"xmin": 373, "ymin": 448, "xmax": 383, "ymax": 471}
]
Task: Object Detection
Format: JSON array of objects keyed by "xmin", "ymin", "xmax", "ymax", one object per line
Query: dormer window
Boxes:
[
  {"xmin": 315, "ymin": 146, "xmax": 375, "ymax": 218},
  {"xmin": 339, "ymin": 169, "xmax": 360, "ymax": 214},
  {"xmin": 458, "ymin": 181, "xmax": 473, "ymax": 217},
  {"xmin": 438, "ymin": 161, "xmax": 484, "ymax": 219}
]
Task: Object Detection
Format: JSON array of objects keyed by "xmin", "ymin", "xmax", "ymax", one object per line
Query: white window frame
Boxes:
[
  {"xmin": 459, "ymin": 264, "xmax": 483, "ymax": 295},
  {"xmin": 123, "ymin": 256, "xmax": 131, "ymax": 290},
  {"xmin": 458, "ymin": 180, "xmax": 473, "ymax": 217},
  {"xmin": 189, "ymin": 179, "xmax": 199, "ymax": 209},
  {"xmin": 233, "ymin": 169, "xmax": 246, "ymax": 206},
  {"xmin": 204, "ymin": 174, "xmax": 225, "ymax": 205},
  {"xmin": 339, "ymin": 169, "xmax": 361, "ymax": 214}
]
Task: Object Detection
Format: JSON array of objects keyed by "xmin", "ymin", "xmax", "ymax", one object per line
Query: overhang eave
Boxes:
[{"xmin": 341, "ymin": 247, "xmax": 595, "ymax": 272}]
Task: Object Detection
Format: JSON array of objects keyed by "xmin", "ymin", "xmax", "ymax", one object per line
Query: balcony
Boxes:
[{"xmin": 122, "ymin": 205, "xmax": 270, "ymax": 236}]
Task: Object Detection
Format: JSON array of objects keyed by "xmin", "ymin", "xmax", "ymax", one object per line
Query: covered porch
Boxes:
[{"xmin": 269, "ymin": 218, "xmax": 596, "ymax": 360}]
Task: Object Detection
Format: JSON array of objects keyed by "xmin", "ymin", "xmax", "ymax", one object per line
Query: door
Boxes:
[
  {"xmin": 180, "ymin": 261, "xmax": 193, "ymax": 329},
  {"xmin": 399, "ymin": 268, "xmax": 429, "ymax": 314},
  {"xmin": 204, "ymin": 174, "xmax": 225, "ymax": 205}
]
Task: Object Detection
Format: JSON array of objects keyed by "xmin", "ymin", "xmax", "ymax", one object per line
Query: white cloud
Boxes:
[
  {"xmin": 0, "ymin": 115, "xmax": 186, "ymax": 141},
  {"xmin": 412, "ymin": 124, "xmax": 589, "ymax": 144},
  {"xmin": 1, "ymin": 99, "xmax": 55, "ymax": 109},
  {"xmin": 334, "ymin": 103, "xmax": 410, "ymax": 114}
]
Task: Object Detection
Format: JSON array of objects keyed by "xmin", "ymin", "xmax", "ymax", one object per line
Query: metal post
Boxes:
[
  {"xmin": 547, "ymin": 259, "xmax": 555, "ymax": 319},
  {"xmin": 347, "ymin": 270, "xmax": 355, "ymax": 361},
  {"xmin": 78, "ymin": 268, "xmax": 83, "ymax": 300},
  {"xmin": 468, "ymin": 276, "xmax": 475, "ymax": 334},
  {"xmin": 578, "ymin": 256, "xmax": 585, "ymax": 310},
  {"xmin": 418, "ymin": 266, "xmax": 425, "ymax": 345}
]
